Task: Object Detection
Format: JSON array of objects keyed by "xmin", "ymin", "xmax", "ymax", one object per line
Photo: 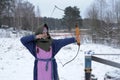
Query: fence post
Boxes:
[{"xmin": 85, "ymin": 51, "xmax": 92, "ymax": 80}]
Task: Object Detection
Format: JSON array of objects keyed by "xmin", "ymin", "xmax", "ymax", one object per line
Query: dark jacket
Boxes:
[{"xmin": 20, "ymin": 35, "xmax": 76, "ymax": 80}]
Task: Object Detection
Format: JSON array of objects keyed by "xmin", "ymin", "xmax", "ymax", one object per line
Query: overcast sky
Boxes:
[{"xmin": 28, "ymin": 0, "xmax": 94, "ymax": 19}]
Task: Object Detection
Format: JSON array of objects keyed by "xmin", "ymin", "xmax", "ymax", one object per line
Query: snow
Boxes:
[{"xmin": 0, "ymin": 29, "xmax": 120, "ymax": 80}]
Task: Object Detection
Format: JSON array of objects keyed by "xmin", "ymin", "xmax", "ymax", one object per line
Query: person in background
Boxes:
[{"xmin": 20, "ymin": 23, "xmax": 80, "ymax": 80}]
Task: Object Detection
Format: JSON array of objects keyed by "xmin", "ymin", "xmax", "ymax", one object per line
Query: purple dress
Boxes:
[{"xmin": 36, "ymin": 46, "xmax": 52, "ymax": 80}]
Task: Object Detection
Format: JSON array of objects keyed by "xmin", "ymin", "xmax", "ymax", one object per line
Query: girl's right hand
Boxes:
[{"xmin": 36, "ymin": 34, "xmax": 43, "ymax": 39}]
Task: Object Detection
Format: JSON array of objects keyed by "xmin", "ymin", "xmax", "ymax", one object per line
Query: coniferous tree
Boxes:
[{"xmin": 63, "ymin": 6, "xmax": 82, "ymax": 31}]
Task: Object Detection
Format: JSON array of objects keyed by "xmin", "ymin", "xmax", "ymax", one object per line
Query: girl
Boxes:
[{"xmin": 20, "ymin": 23, "xmax": 79, "ymax": 80}]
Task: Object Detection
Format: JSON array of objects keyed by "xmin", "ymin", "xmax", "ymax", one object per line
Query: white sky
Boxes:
[{"xmin": 27, "ymin": 0, "xmax": 94, "ymax": 19}]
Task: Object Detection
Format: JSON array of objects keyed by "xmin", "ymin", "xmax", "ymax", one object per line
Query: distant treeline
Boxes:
[{"xmin": 0, "ymin": 16, "xmax": 67, "ymax": 30}]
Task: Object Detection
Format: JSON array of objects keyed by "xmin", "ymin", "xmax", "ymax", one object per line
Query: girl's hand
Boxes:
[
  {"xmin": 36, "ymin": 34, "xmax": 44, "ymax": 39},
  {"xmin": 76, "ymin": 36, "xmax": 80, "ymax": 45},
  {"xmin": 75, "ymin": 24, "xmax": 80, "ymax": 46},
  {"xmin": 36, "ymin": 33, "xmax": 48, "ymax": 39}
]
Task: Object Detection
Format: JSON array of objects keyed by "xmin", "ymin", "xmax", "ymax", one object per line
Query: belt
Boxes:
[{"xmin": 35, "ymin": 57, "xmax": 55, "ymax": 71}]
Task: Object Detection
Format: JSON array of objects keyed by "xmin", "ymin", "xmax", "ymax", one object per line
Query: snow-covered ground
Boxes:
[{"xmin": 0, "ymin": 29, "xmax": 120, "ymax": 80}]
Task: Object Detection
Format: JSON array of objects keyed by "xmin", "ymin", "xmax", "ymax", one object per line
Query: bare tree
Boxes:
[
  {"xmin": 96, "ymin": 0, "xmax": 107, "ymax": 20},
  {"xmin": 14, "ymin": 0, "xmax": 35, "ymax": 30},
  {"xmin": 103, "ymin": 11, "xmax": 113, "ymax": 38},
  {"xmin": 0, "ymin": 0, "xmax": 15, "ymax": 27},
  {"xmin": 86, "ymin": 3, "xmax": 99, "ymax": 34},
  {"xmin": 14, "ymin": 0, "xmax": 23, "ymax": 30},
  {"xmin": 36, "ymin": 6, "xmax": 41, "ymax": 28},
  {"xmin": 5, "ymin": 0, "xmax": 16, "ymax": 27},
  {"xmin": 114, "ymin": 0, "xmax": 120, "ymax": 24}
]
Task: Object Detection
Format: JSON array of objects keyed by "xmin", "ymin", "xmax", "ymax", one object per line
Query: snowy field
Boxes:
[{"xmin": 0, "ymin": 29, "xmax": 120, "ymax": 80}]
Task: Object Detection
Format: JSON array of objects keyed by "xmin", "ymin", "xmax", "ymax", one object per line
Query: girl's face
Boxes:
[
  {"xmin": 42, "ymin": 27, "xmax": 48, "ymax": 39},
  {"xmin": 42, "ymin": 32, "xmax": 48, "ymax": 39}
]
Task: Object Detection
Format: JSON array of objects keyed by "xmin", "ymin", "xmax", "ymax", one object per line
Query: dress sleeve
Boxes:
[
  {"xmin": 52, "ymin": 37, "xmax": 76, "ymax": 55},
  {"xmin": 20, "ymin": 35, "xmax": 36, "ymax": 57}
]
